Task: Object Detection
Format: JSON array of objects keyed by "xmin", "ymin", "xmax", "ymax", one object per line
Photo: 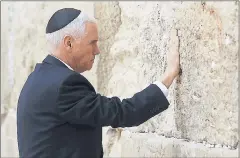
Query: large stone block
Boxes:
[
  {"xmin": 172, "ymin": 1, "xmax": 238, "ymax": 148},
  {"xmin": 94, "ymin": 2, "xmax": 122, "ymax": 94},
  {"xmin": 96, "ymin": 1, "xmax": 238, "ymax": 147},
  {"xmin": 118, "ymin": 132, "xmax": 238, "ymax": 157},
  {"xmin": 1, "ymin": 109, "xmax": 19, "ymax": 157}
]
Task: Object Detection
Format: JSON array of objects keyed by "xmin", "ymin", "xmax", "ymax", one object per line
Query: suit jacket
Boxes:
[{"xmin": 17, "ymin": 55, "xmax": 170, "ymax": 158}]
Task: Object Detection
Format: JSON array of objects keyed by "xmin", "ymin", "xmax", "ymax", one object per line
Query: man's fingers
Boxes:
[
  {"xmin": 169, "ymin": 28, "xmax": 179, "ymax": 52},
  {"xmin": 170, "ymin": 28, "xmax": 177, "ymax": 37},
  {"xmin": 170, "ymin": 28, "xmax": 178, "ymax": 41}
]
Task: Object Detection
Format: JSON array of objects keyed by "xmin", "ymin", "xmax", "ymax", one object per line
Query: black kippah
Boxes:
[{"xmin": 46, "ymin": 8, "xmax": 81, "ymax": 33}]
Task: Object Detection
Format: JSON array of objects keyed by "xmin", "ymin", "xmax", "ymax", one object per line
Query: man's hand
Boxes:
[{"xmin": 161, "ymin": 29, "xmax": 181, "ymax": 88}]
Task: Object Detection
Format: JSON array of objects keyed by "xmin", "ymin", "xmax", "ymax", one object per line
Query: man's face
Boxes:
[{"xmin": 67, "ymin": 22, "xmax": 100, "ymax": 73}]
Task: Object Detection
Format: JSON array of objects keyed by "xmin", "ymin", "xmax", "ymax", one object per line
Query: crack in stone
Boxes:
[
  {"xmin": 129, "ymin": 130, "xmax": 239, "ymax": 150},
  {"xmin": 176, "ymin": 28, "xmax": 182, "ymax": 75},
  {"xmin": 95, "ymin": 1, "xmax": 122, "ymax": 94},
  {"xmin": 94, "ymin": 2, "xmax": 123, "ymax": 155}
]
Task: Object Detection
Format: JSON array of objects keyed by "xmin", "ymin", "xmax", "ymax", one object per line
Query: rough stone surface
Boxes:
[
  {"xmin": 96, "ymin": 1, "xmax": 239, "ymax": 149},
  {"xmin": 117, "ymin": 131, "xmax": 238, "ymax": 157},
  {"xmin": 94, "ymin": 2, "xmax": 122, "ymax": 94},
  {"xmin": 1, "ymin": 109, "xmax": 19, "ymax": 157}
]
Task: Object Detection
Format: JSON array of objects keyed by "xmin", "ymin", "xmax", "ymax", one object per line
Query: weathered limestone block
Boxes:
[
  {"xmin": 119, "ymin": 132, "xmax": 238, "ymax": 157},
  {"xmin": 96, "ymin": 1, "xmax": 238, "ymax": 148},
  {"xmin": 94, "ymin": 2, "xmax": 122, "ymax": 94},
  {"xmin": 1, "ymin": 109, "xmax": 19, "ymax": 157},
  {"xmin": 172, "ymin": 1, "xmax": 238, "ymax": 148},
  {"xmin": 1, "ymin": 2, "xmax": 14, "ymax": 114}
]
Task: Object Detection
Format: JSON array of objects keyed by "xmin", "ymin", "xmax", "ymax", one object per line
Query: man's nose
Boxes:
[{"xmin": 94, "ymin": 46, "xmax": 100, "ymax": 55}]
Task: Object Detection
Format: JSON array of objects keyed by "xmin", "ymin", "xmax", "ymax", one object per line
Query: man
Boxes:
[{"xmin": 17, "ymin": 8, "xmax": 180, "ymax": 158}]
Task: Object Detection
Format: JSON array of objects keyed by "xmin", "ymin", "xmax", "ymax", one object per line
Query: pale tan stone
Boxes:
[
  {"xmin": 1, "ymin": 109, "xmax": 19, "ymax": 157},
  {"xmin": 96, "ymin": 1, "xmax": 238, "ymax": 148},
  {"xmin": 119, "ymin": 132, "xmax": 238, "ymax": 157}
]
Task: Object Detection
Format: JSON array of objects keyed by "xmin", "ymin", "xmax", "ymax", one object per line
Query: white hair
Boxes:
[{"xmin": 45, "ymin": 11, "xmax": 97, "ymax": 52}]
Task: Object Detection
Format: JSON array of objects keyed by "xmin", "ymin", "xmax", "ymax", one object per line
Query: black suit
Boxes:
[{"xmin": 17, "ymin": 55, "xmax": 169, "ymax": 158}]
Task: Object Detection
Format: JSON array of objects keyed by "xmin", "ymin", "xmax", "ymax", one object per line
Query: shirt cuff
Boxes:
[{"xmin": 153, "ymin": 81, "xmax": 169, "ymax": 97}]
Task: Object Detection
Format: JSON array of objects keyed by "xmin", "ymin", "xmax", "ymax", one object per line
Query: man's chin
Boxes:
[{"xmin": 87, "ymin": 64, "xmax": 93, "ymax": 71}]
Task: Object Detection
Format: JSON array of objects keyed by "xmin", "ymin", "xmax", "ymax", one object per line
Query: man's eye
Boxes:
[{"xmin": 89, "ymin": 40, "xmax": 98, "ymax": 46}]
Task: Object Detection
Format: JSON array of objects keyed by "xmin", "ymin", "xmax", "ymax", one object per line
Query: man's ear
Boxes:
[{"xmin": 63, "ymin": 35, "xmax": 73, "ymax": 49}]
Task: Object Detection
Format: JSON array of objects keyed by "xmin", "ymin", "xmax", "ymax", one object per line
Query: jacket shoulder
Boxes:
[
  {"xmin": 26, "ymin": 63, "xmax": 96, "ymax": 94},
  {"xmin": 61, "ymin": 72, "xmax": 96, "ymax": 92}
]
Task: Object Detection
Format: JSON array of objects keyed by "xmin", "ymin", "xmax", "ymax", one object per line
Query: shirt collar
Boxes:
[{"xmin": 50, "ymin": 54, "xmax": 74, "ymax": 71}]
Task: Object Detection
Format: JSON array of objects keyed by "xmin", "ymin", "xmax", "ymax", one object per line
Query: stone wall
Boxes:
[
  {"xmin": 95, "ymin": 1, "xmax": 239, "ymax": 157},
  {"xmin": 1, "ymin": 1, "xmax": 239, "ymax": 157}
]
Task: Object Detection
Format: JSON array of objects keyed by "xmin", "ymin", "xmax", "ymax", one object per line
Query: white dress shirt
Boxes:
[{"xmin": 51, "ymin": 55, "xmax": 169, "ymax": 97}]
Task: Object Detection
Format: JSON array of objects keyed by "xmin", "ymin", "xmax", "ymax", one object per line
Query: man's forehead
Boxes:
[{"xmin": 85, "ymin": 23, "xmax": 98, "ymax": 39}]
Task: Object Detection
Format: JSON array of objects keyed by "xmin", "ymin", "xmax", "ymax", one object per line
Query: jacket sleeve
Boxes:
[{"xmin": 56, "ymin": 73, "xmax": 170, "ymax": 128}]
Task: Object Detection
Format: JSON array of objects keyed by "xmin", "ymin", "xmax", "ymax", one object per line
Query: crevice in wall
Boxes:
[
  {"xmin": 94, "ymin": 2, "xmax": 123, "ymax": 156},
  {"xmin": 104, "ymin": 128, "xmax": 123, "ymax": 156},
  {"xmin": 132, "ymin": 131, "xmax": 239, "ymax": 150},
  {"xmin": 94, "ymin": 1, "xmax": 122, "ymax": 94},
  {"xmin": 1, "ymin": 113, "xmax": 8, "ymax": 125}
]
